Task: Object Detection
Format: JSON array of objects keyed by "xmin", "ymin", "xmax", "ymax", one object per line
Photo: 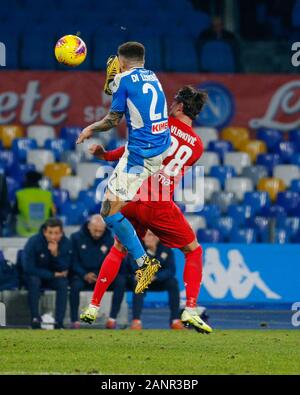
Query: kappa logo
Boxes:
[
  {"xmin": 195, "ymin": 82, "xmax": 235, "ymax": 129},
  {"xmin": 202, "ymin": 248, "xmax": 281, "ymax": 300},
  {"xmin": 100, "ymin": 277, "xmax": 107, "ymax": 283}
]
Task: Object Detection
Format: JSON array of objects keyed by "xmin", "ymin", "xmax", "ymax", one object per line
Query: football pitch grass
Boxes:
[{"xmin": 0, "ymin": 329, "xmax": 299, "ymax": 375}]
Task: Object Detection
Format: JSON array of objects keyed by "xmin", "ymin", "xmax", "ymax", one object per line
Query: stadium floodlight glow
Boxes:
[
  {"xmin": 0, "ymin": 42, "xmax": 6, "ymax": 67},
  {"xmin": 291, "ymin": 42, "xmax": 300, "ymax": 67}
]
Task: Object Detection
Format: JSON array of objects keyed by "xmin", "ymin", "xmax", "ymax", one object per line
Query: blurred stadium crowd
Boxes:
[{"xmin": 0, "ymin": 0, "xmax": 299, "ymax": 72}]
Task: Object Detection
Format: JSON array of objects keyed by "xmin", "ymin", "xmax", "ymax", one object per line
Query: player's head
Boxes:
[
  {"xmin": 42, "ymin": 218, "xmax": 63, "ymax": 243},
  {"xmin": 118, "ymin": 41, "xmax": 145, "ymax": 71},
  {"xmin": 170, "ymin": 86, "xmax": 208, "ymax": 121},
  {"xmin": 88, "ymin": 214, "xmax": 106, "ymax": 240}
]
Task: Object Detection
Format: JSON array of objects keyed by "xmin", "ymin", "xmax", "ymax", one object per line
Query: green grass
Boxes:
[{"xmin": 0, "ymin": 329, "xmax": 299, "ymax": 375}]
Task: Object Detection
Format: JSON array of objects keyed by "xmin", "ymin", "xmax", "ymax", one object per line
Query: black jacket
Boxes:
[
  {"xmin": 70, "ymin": 222, "xmax": 114, "ymax": 278},
  {"xmin": 22, "ymin": 229, "xmax": 72, "ymax": 280}
]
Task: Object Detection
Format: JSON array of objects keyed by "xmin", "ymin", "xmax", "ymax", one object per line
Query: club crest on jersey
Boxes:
[{"xmin": 152, "ymin": 120, "xmax": 168, "ymax": 134}]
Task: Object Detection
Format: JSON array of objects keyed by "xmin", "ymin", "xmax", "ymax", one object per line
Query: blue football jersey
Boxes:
[{"xmin": 110, "ymin": 68, "xmax": 171, "ymax": 158}]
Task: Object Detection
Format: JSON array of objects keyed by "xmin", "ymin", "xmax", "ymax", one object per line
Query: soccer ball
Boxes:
[{"xmin": 54, "ymin": 35, "xmax": 87, "ymax": 67}]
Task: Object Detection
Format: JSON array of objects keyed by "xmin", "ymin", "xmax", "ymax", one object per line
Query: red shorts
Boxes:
[{"xmin": 121, "ymin": 200, "xmax": 196, "ymax": 248}]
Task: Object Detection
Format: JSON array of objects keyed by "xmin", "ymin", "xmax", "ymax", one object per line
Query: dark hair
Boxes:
[
  {"xmin": 43, "ymin": 218, "xmax": 63, "ymax": 231},
  {"xmin": 118, "ymin": 41, "xmax": 145, "ymax": 61},
  {"xmin": 24, "ymin": 170, "xmax": 42, "ymax": 188},
  {"xmin": 174, "ymin": 86, "xmax": 208, "ymax": 120}
]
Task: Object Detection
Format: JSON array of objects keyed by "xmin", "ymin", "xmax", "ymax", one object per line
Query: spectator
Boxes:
[
  {"xmin": 22, "ymin": 218, "xmax": 72, "ymax": 329},
  {"xmin": 197, "ymin": 16, "xmax": 241, "ymax": 72},
  {"xmin": 106, "ymin": 231, "xmax": 184, "ymax": 330},
  {"xmin": 199, "ymin": 16, "xmax": 237, "ymax": 41},
  {"xmin": 15, "ymin": 170, "xmax": 55, "ymax": 237},
  {"xmin": 69, "ymin": 215, "xmax": 114, "ymax": 328},
  {"xmin": 0, "ymin": 173, "xmax": 10, "ymax": 236}
]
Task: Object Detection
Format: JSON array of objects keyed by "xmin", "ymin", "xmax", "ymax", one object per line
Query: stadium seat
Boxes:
[
  {"xmin": 290, "ymin": 153, "xmax": 300, "ymax": 166},
  {"xmin": 164, "ymin": 36, "xmax": 198, "ymax": 72},
  {"xmin": 261, "ymin": 205, "xmax": 287, "ymax": 220},
  {"xmin": 76, "ymin": 163, "xmax": 102, "ymax": 189},
  {"xmin": 276, "ymin": 191, "xmax": 300, "ymax": 215},
  {"xmin": 27, "ymin": 149, "xmax": 55, "ymax": 173},
  {"xmin": 212, "ymin": 216, "xmax": 234, "ymax": 241},
  {"xmin": 248, "ymin": 216, "xmax": 270, "ymax": 243},
  {"xmin": 198, "ymin": 204, "xmax": 221, "ymax": 227},
  {"xmin": 256, "ymin": 128, "xmax": 283, "ymax": 151},
  {"xmin": 196, "ymin": 152, "xmax": 220, "ymax": 175},
  {"xmin": 273, "ymin": 228, "xmax": 289, "ymax": 244},
  {"xmin": 60, "ymin": 126, "xmax": 82, "ymax": 149},
  {"xmin": 185, "ymin": 215, "xmax": 207, "ymax": 232},
  {"xmin": 244, "ymin": 191, "xmax": 271, "ymax": 214},
  {"xmin": 6, "ymin": 176, "xmax": 21, "ymax": 201},
  {"xmin": 221, "ymin": 127, "xmax": 249, "ymax": 149},
  {"xmin": 93, "ymin": 34, "xmax": 128, "ymax": 70},
  {"xmin": 258, "ymin": 177, "xmax": 286, "ymax": 202},
  {"xmin": 256, "ymin": 153, "xmax": 282, "ymax": 174},
  {"xmin": 51, "ymin": 189, "xmax": 70, "ymax": 213},
  {"xmin": 227, "ymin": 204, "xmax": 254, "ymax": 226},
  {"xmin": 291, "ymin": 179, "xmax": 300, "ymax": 193},
  {"xmin": 0, "ymin": 125, "xmax": 24, "ymax": 148},
  {"xmin": 194, "ymin": 127, "xmax": 218, "ymax": 149},
  {"xmin": 60, "ymin": 176, "xmax": 83, "ymax": 200},
  {"xmin": 277, "ymin": 217, "xmax": 300, "ymax": 241},
  {"xmin": 60, "ymin": 201, "xmax": 89, "ymax": 225},
  {"xmin": 44, "ymin": 139, "xmax": 71, "ymax": 161},
  {"xmin": 44, "ymin": 163, "xmax": 72, "ymax": 188},
  {"xmin": 12, "ymin": 138, "xmax": 37, "ymax": 162},
  {"xmin": 27, "ymin": 125, "xmax": 55, "ymax": 147},
  {"xmin": 199, "ymin": 40, "xmax": 236, "ymax": 72},
  {"xmin": 210, "ymin": 165, "xmax": 236, "ymax": 188},
  {"xmin": 60, "ymin": 151, "xmax": 85, "ymax": 173},
  {"xmin": 225, "ymin": 177, "xmax": 253, "ymax": 201},
  {"xmin": 224, "ymin": 152, "xmax": 251, "ymax": 175},
  {"xmin": 0, "ymin": 151, "xmax": 17, "ymax": 173},
  {"xmin": 241, "ymin": 165, "xmax": 268, "ymax": 186},
  {"xmin": 289, "ymin": 129, "xmax": 300, "ymax": 148},
  {"xmin": 196, "ymin": 229, "xmax": 221, "ymax": 243},
  {"xmin": 239, "ymin": 140, "xmax": 267, "ymax": 162},
  {"xmin": 8, "ymin": 163, "xmax": 36, "ymax": 184},
  {"xmin": 204, "ymin": 177, "xmax": 221, "ymax": 201},
  {"xmin": 273, "ymin": 165, "xmax": 300, "ymax": 187},
  {"xmin": 210, "ymin": 191, "xmax": 238, "ymax": 213},
  {"xmin": 274, "ymin": 142, "xmax": 297, "ymax": 163},
  {"xmin": 77, "ymin": 190, "xmax": 101, "ymax": 214},
  {"xmin": 230, "ymin": 228, "xmax": 257, "ymax": 244},
  {"xmin": 207, "ymin": 140, "xmax": 233, "ymax": 159}
]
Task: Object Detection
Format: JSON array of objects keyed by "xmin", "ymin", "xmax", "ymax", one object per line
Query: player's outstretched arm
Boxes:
[
  {"xmin": 76, "ymin": 111, "xmax": 124, "ymax": 144},
  {"xmin": 89, "ymin": 144, "xmax": 125, "ymax": 161}
]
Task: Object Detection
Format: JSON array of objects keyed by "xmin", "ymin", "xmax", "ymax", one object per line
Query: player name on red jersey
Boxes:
[{"xmin": 170, "ymin": 125, "xmax": 197, "ymax": 146}]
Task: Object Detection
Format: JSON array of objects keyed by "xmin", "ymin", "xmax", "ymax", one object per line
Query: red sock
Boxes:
[
  {"xmin": 183, "ymin": 246, "xmax": 203, "ymax": 308},
  {"xmin": 91, "ymin": 246, "xmax": 127, "ymax": 307}
]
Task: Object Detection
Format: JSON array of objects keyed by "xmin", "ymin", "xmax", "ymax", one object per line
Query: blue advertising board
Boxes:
[{"xmin": 127, "ymin": 244, "xmax": 300, "ymax": 307}]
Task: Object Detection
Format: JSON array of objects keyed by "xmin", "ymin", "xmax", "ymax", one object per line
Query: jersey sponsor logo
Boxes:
[
  {"xmin": 195, "ymin": 82, "xmax": 235, "ymax": 129},
  {"xmin": 152, "ymin": 120, "xmax": 169, "ymax": 134}
]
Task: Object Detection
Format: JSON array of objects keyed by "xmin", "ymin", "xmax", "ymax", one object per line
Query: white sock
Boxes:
[
  {"xmin": 136, "ymin": 254, "xmax": 147, "ymax": 267},
  {"xmin": 89, "ymin": 304, "xmax": 99, "ymax": 311}
]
